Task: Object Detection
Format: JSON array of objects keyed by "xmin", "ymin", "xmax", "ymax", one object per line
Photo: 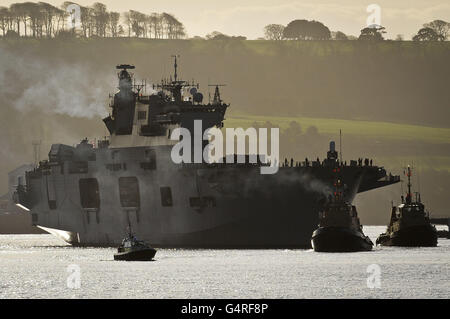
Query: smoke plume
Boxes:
[{"xmin": 0, "ymin": 47, "xmax": 111, "ymax": 118}]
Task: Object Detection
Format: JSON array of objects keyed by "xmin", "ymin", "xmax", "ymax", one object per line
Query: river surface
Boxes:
[{"xmin": 0, "ymin": 226, "xmax": 448, "ymax": 299}]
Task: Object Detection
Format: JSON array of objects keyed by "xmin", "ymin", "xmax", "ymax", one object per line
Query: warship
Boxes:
[
  {"xmin": 376, "ymin": 166, "xmax": 438, "ymax": 247},
  {"xmin": 311, "ymin": 161, "xmax": 373, "ymax": 252},
  {"xmin": 13, "ymin": 59, "xmax": 399, "ymax": 248}
]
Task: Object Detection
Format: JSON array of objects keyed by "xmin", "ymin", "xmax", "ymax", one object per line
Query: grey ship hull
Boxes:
[{"xmin": 21, "ymin": 145, "xmax": 397, "ymax": 248}]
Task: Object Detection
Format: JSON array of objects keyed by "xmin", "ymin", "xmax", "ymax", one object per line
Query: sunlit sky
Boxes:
[{"xmin": 0, "ymin": 0, "xmax": 449, "ymax": 39}]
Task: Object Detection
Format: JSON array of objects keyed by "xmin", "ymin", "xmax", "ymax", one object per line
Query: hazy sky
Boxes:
[{"xmin": 0, "ymin": 0, "xmax": 449, "ymax": 39}]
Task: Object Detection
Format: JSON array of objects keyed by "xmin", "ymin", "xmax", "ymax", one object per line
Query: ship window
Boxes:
[
  {"xmin": 203, "ymin": 196, "xmax": 216, "ymax": 207},
  {"xmin": 119, "ymin": 177, "xmax": 140, "ymax": 208},
  {"xmin": 189, "ymin": 196, "xmax": 216, "ymax": 208},
  {"xmin": 106, "ymin": 163, "xmax": 122, "ymax": 171},
  {"xmin": 111, "ymin": 150, "xmax": 119, "ymax": 160},
  {"xmin": 189, "ymin": 197, "xmax": 202, "ymax": 208},
  {"xmin": 160, "ymin": 187, "xmax": 173, "ymax": 207},
  {"xmin": 138, "ymin": 111, "xmax": 147, "ymax": 120},
  {"xmin": 79, "ymin": 178, "xmax": 100, "ymax": 209},
  {"xmin": 48, "ymin": 200, "xmax": 57, "ymax": 210},
  {"xmin": 141, "ymin": 149, "xmax": 156, "ymax": 170}
]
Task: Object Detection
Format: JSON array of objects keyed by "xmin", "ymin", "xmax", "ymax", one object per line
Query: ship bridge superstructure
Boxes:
[{"xmin": 102, "ymin": 59, "xmax": 228, "ymax": 149}]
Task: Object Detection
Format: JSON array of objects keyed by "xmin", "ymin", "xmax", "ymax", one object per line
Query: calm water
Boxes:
[{"xmin": 0, "ymin": 226, "xmax": 448, "ymax": 299}]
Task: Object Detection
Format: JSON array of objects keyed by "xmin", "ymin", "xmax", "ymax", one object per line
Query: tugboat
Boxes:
[
  {"xmin": 311, "ymin": 167, "xmax": 373, "ymax": 252},
  {"xmin": 114, "ymin": 226, "xmax": 157, "ymax": 261},
  {"xmin": 376, "ymin": 166, "xmax": 437, "ymax": 247}
]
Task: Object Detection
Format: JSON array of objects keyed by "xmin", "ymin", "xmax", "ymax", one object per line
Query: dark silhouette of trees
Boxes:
[
  {"xmin": 206, "ymin": 31, "xmax": 223, "ymax": 39},
  {"xmin": 128, "ymin": 10, "xmax": 145, "ymax": 37},
  {"xmin": 205, "ymin": 31, "xmax": 246, "ymax": 40},
  {"xmin": 91, "ymin": 2, "xmax": 108, "ymax": 37},
  {"xmin": 0, "ymin": 2, "xmax": 67, "ymax": 38},
  {"xmin": 282, "ymin": 19, "xmax": 331, "ymax": 40},
  {"xmin": 9, "ymin": 3, "xmax": 24, "ymax": 36},
  {"xmin": 423, "ymin": 20, "xmax": 449, "ymax": 41},
  {"xmin": 264, "ymin": 24, "xmax": 285, "ymax": 40},
  {"xmin": 308, "ymin": 21, "xmax": 331, "ymax": 40},
  {"xmin": 162, "ymin": 12, "xmax": 184, "ymax": 39},
  {"xmin": 283, "ymin": 19, "xmax": 308, "ymax": 40},
  {"xmin": 0, "ymin": 7, "xmax": 10, "ymax": 37},
  {"xmin": 0, "ymin": 1, "xmax": 186, "ymax": 39},
  {"xmin": 358, "ymin": 26, "xmax": 386, "ymax": 41},
  {"xmin": 122, "ymin": 10, "xmax": 185, "ymax": 39},
  {"xmin": 40, "ymin": 2, "xmax": 64, "ymax": 38},
  {"xmin": 333, "ymin": 31, "xmax": 347, "ymax": 40},
  {"xmin": 109, "ymin": 11, "xmax": 120, "ymax": 37},
  {"xmin": 413, "ymin": 27, "xmax": 440, "ymax": 41}
]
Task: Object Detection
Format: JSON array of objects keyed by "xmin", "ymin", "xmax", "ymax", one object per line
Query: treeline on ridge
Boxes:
[
  {"xmin": 0, "ymin": 2, "xmax": 186, "ymax": 39},
  {"xmin": 263, "ymin": 19, "xmax": 449, "ymax": 42}
]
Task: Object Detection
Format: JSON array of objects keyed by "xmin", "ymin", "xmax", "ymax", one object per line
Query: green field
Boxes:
[
  {"xmin": 225, "ymin": 113, "xmax": 450, "ymax": 144},
  {"xmin": 375, "ymin": 156, "xmax": 450, "ymax": 172},
  {"xmin": 223, "ymin": 113, "xmax": 450, "ymax": 172}
]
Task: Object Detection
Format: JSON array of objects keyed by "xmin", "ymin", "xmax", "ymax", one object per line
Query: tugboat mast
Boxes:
[
  {"xmin": 406, "ymin": 165, "xmax": 412, "ymax": 204},
  {"xmin": 171, "ymin": 54, "xmax": 179, "ymax": 82}
]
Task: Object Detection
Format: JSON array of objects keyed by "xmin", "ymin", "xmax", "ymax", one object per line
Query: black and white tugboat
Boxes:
[
  {"xmin": 114, "ymin": 226, "xmax": 157, "ymax": 261},
  {"xmin": 376, "ymin": 166, "xmax": 437, "ymax": 247},
  {"xmin": 311, "ymin": 167, "xmax": 373, "ymax": 252}
]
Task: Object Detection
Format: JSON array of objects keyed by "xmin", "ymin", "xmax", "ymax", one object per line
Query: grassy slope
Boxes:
[
  {"xmin": 225, "ymin": 113, "xmax": 450, "ymax": 144},
  {"xmin": 224, "ymin": 113, "xmax": 450, "ymax": 172}
]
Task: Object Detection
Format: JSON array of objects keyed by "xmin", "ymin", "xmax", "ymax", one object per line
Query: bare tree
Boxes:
[
  {"xmin": 0, "ymin": 7, "xmax": 10, "ymax": 36},
  {"xmin": 128, "ymin": 10, "xmax": 146, "ymax": 37},
  {"xmin": 109, "ymin": 11, "xmax": 120, "ymax": 37},
  {"xmin": 9, "ymin": 3, "xmax": 24, "ymax": 35},
  {"xmin": 146, "ymin": 13, "xmax": 159, "ymax": 39},
  {"xmin": 117, "ymin": 24, "xmax": 124, "ymax": 37},
  {"xmin": 38, "ymin": 2, "xmax": 62, "ymax": 38},
  {"xmin": 122, "ymin": 11, "xmax": 132, "ymax": 37},
  {"xmin": 413, "ymin": 27, "xmax": 440, "ymax": 41},
  {"xmin": 91, "ymin": 2, "xmax": 108, "ymax": 37},
  {"xmin": 0, "ymin": 2, "xmax": 187, "ymax": 39},
  {"xmin": 424, "ymin": 20, "xmax": 449, "ymax": 41},
  {"xmin": 264, "ymin": 24, "xmax": 285, "ymax": 40},
  {"xmin": 80, "ymin": 6, "xmax": 94, "ymax": 37}
]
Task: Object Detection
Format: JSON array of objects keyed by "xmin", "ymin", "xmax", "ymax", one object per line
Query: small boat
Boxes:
[
  {"xmin": 376, "ymin": 166, "xmax": 437, "ymax": 247},
  {"xmin": 114, "ymin": 230, "xmax": 157, "ymax": 261}
]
